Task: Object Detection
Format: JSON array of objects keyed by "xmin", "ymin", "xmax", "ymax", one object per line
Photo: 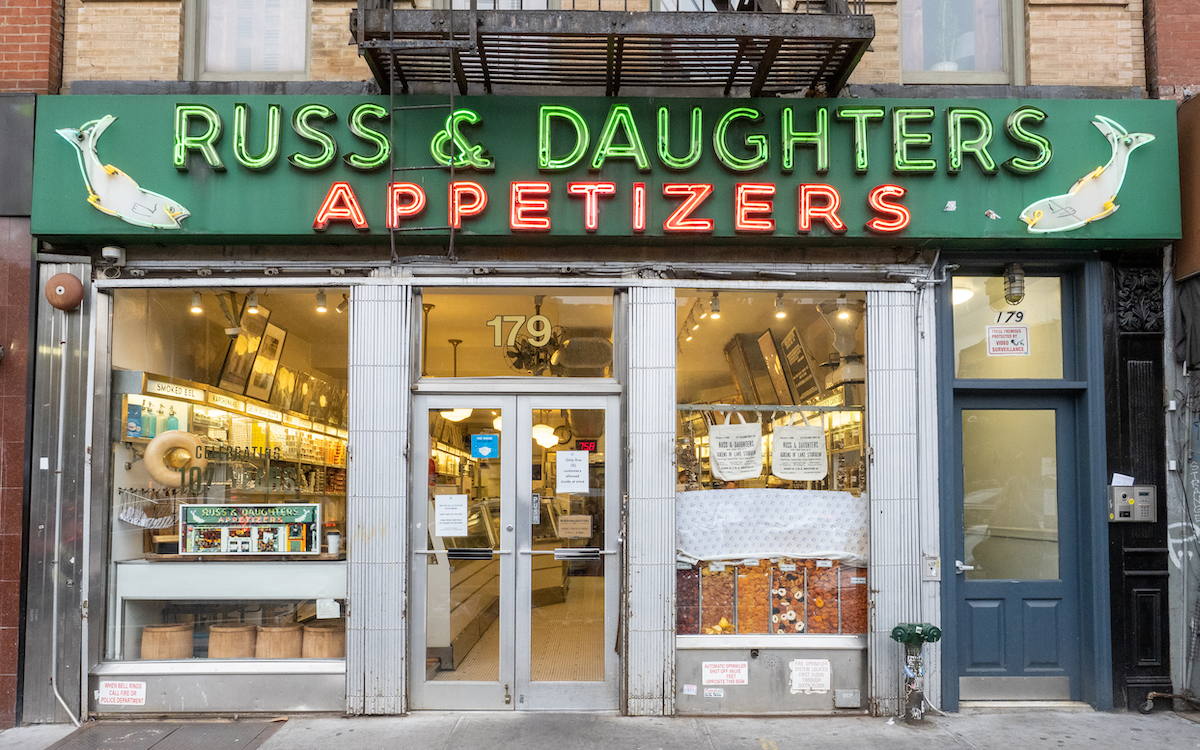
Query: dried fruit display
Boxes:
[
  {"xmin": 770, "ymin": 559, "xmax": 806, "ymax": 634},
  {"xmin": 839, "ymin": 566, "xmax": 869, "ymax": 634},
  {"xmin": 676, "ymin": 566, "xmax": 700, "ymax": 635},
  {"xmin": 806, "ymin": 560, "xmax": 840, "ymax": 634},
  {"xmin": 736, "ymin": 561, "xmax": 771, "ymax": 634},
  {"xmin": 701, "ymin": 565, "xmax": 735, "ymax": 633}
]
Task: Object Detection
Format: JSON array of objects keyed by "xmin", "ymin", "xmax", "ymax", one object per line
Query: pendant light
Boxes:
[
  {"xmin": 246, "ymin": 291, "xmax": 259, "ymax": 315},
  {"xmin": 1004, "ymin": 263, "xmax": 1025, "ymax": 306},
  {"xmin": 440, "ymin": 408, "xmax": 472, "ymax": 422},
  {"xmin": 190, "ymin": 291, "xmax": 203, "ymax": 314},
  {"xmin": 316, "ymin": 289, "xmax": 328, "ymax": 313},
  {"xmin": 774, "ymin": 293, "xmax": 787, "ymax": 319},
  {"xmin": 336, "ymin": 294, "xmax": 349, "ymax": 314},
  {"xmin": 709, "ymin": 292, "xmax": 721, "ymax": 319}
]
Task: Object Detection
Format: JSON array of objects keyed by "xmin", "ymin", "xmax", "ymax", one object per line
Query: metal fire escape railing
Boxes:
[{"xmin": 352, "ymin": 0, "xmax": 874, "ymax": 98}]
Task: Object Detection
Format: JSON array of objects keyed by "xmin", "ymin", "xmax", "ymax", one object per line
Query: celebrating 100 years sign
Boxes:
[{"xmin": 32, "ymin": 95, "xmax": 1180, "ymax": 244}]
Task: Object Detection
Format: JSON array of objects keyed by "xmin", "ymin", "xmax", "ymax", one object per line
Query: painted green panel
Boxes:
[{"xmin": 32, "ymin": 95, "xmax": 1181, "ymax": 244}]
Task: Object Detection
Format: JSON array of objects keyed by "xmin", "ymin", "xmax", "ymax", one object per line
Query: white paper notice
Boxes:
[
  {"xmin": 97, "ymin": 680, "xmax": 146, "ymax": 706},
  {"xmin": 556, "ymin": 451, "xmax": 589, "ymax": 493},
  {"xmin": 316, "ymin": 598, "xmax": 341, "ymax": 619},
  {"xmin": 986, "ymin": 325, "xmax": 1030, "ymax": 356},
  {"xmin": 434, "ymin": 494, "xmax": 469, "ymax": 537},
  {"xmin": 682, "ymin": 684, "xmax": 698, "ymax": 695},
  {"xmin": 702, "ymin": 661, "xmax": 749, "ymax": 686},
  {"xmin": 704, "ymin": 687, "xmax": 725, "ymax": 698},
  {"xmin": 789, "ymin": 659, "xmax": 831, "ymax": 694},
  {"xmin": 771, "ymin": 424, "xmax": 828, "ymax": 481},
  {"xmin": 1111, "ymin": 472, "xmax": 1135, "ymax": 487},
  {"xmin": 556, "ymin": 515, "xmax": 592, "ymax": 539}
]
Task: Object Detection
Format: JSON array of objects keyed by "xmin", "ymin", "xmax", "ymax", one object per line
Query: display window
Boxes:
[
  {"xmin": 674, "ymin": 290, "xmax": 869, "ymax": 637},
  {"xmin": 951, "ymin": 274, "xmax": 1064, "ymax": 379},
  {"xmin": 107, "ymin": 288, "xmax": 348, "ymax": 661},
  {"xmin": 419, "ymin": 288, "xmax": 614, "ymax": 378}
]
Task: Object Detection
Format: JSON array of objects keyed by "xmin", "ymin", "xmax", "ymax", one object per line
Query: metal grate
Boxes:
[{"xmin": 353, "ymin": 8, "xmax": 874, "ymax": 97}]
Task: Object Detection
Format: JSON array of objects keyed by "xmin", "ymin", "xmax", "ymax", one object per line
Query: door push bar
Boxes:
[
  {"xmin": 521, "ymin": 548, "xmax": 618, "ymax": 561},
  {"xmin": 415, "ymin": 548, "xmax": 512, "ymax": 560}
]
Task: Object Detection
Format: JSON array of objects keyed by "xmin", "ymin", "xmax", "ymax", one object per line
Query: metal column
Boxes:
[
  {"xmin": 624, "ymin": 286, "xmax": 677, "ymax": 716},
  {"xmin": 865, "ymin": 287, "xmax": 934, "ymax": 716},
  {"xmin": 346, "ymin": 283, "xmax": 411, "ymax": 715}
]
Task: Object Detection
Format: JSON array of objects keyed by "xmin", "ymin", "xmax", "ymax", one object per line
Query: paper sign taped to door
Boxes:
[
  {"xmin": 434, "ymin": 494, "xmax": 468, "ymax": 537},
  {"xmin": 986, "ymin": 326, "xmax": 1030, "ymax": 356},
  {"xmin": 556, "ymin": 451, "xmax": 589, "ymax": 493},
  {"xmin": 556, "ymin": 515, "xmax": 592, "ymax": 539}
]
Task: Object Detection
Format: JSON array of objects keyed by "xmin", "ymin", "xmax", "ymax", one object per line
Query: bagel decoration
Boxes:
[
  {"xmin": 45, "ymin": 273, "xmax": 84, "ymax": 311},
  {"xmin": 144, "ymin": 430, "xmax": 208, "ymax": 488}
]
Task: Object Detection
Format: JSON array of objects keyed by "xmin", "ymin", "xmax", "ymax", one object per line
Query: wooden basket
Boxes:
[
  {"xmin": 140, "ymin": 623, "xmax": 193, "ymax": 660},
  {"xmin": 208, "ymin": 623, "xmax": 256, "ymax": 659},
  {"xmin": 255, "ymin": 623, "xmax": 303, "ymax": 659},
  {"xmin": 302, "ymin": 622, "xmax": 346, "ymax": 658}
]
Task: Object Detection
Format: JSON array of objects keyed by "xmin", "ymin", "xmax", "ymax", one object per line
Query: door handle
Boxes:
[{"xmin": 955, "ymin": 560, "xmax": 975, "ymax": 574}]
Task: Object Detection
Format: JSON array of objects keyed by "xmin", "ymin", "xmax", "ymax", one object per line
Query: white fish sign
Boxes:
[
  {"xmin": 1019, "ymin": 115, "xmax": 1153, "ymax": 233},
  {"xmin": 57, "ymin": 115, "xmax": 189, "ymax": 230}
]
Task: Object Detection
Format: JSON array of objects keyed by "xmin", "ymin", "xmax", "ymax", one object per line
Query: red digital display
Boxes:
[{"xmin": 576, "ymin": 440, "xmax": 597, "ymax": 452}]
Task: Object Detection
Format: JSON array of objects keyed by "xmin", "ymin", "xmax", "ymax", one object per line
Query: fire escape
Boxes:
[{"xmin": 351, "ymin": 1, "xmax": 874, "ymax": 98}]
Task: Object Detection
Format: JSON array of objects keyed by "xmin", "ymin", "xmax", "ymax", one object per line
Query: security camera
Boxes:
[
  {"xmin": 225, "ymin": 326, "xmax": 242, "ymax": 339},
  {"xmin": 101, "ymin": 246, "xmax": 126, "ymax": 267}
]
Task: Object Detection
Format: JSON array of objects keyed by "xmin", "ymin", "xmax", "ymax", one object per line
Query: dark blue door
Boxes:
[{"xmin": 952, "ymin": 395, "xmax": 1080, "ymax": 700}]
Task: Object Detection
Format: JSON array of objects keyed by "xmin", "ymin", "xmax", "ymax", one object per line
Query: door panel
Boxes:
[
  {"xmin": 411, "ymin": 395, "xmax": 619, "ymax": 711},
  {"xmin": 954, "ymin": 397, "xmax": 1079, "ymax": 701}
]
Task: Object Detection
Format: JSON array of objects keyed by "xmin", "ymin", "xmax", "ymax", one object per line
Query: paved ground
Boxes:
[{"xmin": 1, "ymin": 708, "xmax": 1197, "ymax": 750}]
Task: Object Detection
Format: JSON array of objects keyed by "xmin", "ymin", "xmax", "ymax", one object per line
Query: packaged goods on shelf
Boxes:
[
  {"xmin": 700, "ymin": 564, "xmax": 735, "ymax": 634},
  {"xmin": 771, "ymin": 560, "xmax": 806, "ymax": 634},
  {"xmin": 676, "ymin": 565, "xmax": 700, "ymax": 635},
  {"xmin": 839, "ymin": 566, "xmax": 869, "ymax": 634},
  {"xmin": 736, "ymin": 560, "xmax": 771, "ymax": 634},
  {"xmin": 805, "ymin": 560, "xmax": 840, "ymax": 634}
]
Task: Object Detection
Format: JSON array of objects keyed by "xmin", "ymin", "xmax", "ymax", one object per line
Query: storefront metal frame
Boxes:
[{"xmin": 50, "ymin": 266, "xmax": 935, "ymax": 718}]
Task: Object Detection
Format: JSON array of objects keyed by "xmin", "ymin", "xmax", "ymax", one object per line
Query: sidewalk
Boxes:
[{"xmin": 1, "ymin": 708, "xmax": 1197, "ymax": 750}]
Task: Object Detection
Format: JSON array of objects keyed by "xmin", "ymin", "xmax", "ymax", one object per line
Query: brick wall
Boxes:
[
  {"xmin": 62, "ymin": 0, "xmax": 183, "ymax": 90},
  {"xmin": 1145, "ymin": 0, "xmax": 1200, "ymax": 100},
  {"xmin": 1027, "ymin": 0, "xmax": 1145, "ymax": 89},
  {"xmin": 848, "ymin": 0, "xmax": 899, "ymax": 85},
  {"xmin": 0, "ymin": 0, "xmax": 64, "ymax": 94},
  {"xmin": 311, "ymin": 1, "xmax": 372, "ymax": 81}
]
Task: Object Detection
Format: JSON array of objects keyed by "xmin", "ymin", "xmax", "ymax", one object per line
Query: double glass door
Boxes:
[{"xmin": 410, "ymin": 395, "xmax": 619, "ymax": 710}]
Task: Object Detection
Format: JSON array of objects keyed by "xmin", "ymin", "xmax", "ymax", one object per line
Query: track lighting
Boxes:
[
  {"xmin": 190, "ymin": 291, "xmax": 203, "ymax": 314},
  {"xmin": 247, "ymin": 292, "xmax": 259, "ymax": 315},
  {"xmin": 316, "ymin": 289, "xmax": 327, "ymax": 313},
  {"xmin": 775, "ymin": 293, "xmax": 786, "ymax": 319},
  {"xmin": 336, "ymin": 294, "xmax": 349, "ymax": 314},
  {"xmin": 709, "ymin": 292, "xmax": 721, "ymax": 319}
]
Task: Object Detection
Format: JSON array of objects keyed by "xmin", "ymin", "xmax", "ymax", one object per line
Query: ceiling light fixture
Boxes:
[
  {"xmin": 190, "ymin": 291, "xmax": 203, "ymax": 314},
  {"xmin": 952, "ymin": 288, "xmax": 974, "ymax": 305},
  {"xmin": 440, "ymin": 408, "xmax": 472, "ymax": 422},
  {"xmin": 774, "ymin": 293, "xmax": 787, "ymax": 319},
  {"xmin": 336, "ymin": 294, "xmax": 349, "ymax": 314},
  {"xmin": 1004, "ymin": 263, "xmax": 1025, "ymax": 306},
  {"xmin": 316, "ymin": 289, "xmax": 327, "ymax": 313},
  {"xmin": 532, "ymin": 423, "xmax": 559, "ymax": 449},
  {"xmin": 246, "ymin": 292, "xmax": 259, "ymax": 315},
  {"xmin": 709, "ymin": 292, "xmax": 721, "ymax": 319}
]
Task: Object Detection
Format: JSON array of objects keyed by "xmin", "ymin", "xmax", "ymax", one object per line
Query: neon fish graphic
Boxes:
[
  {"xmin": 1019, "ymin": 115, "xmax": 1153, "ymax": 233},
  {"xmin": 56, "ymin": 115, "xmax": 189, "ymax": 230}
]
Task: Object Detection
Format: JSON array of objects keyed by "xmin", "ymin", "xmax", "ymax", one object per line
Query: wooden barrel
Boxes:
[
  {"xmin": 208, "ymin": 624, "xmax": 256, "ymax": 659},
  {"xmin": 140, "ymin": 623, "xmax": 193, "ymax": 660},
  {"xmin": 302, "ymin": 622, "xmax": 346, "ymax": 658},
  {"xmin": 255, "ymin": 623, "xmax": 303, "ymax": 659}
]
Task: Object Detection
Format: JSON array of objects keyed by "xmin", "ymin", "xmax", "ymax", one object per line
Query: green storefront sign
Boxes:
[
  {"xmin": 182, "ymin": 504, "xmax": 317, "ymax": 526},
  {"xmin": 31, "ymin": 95, "xmax": 1181, "ymax": 245}
]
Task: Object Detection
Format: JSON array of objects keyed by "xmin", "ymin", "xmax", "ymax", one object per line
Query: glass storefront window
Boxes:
[
  {"xmin": 674, "ymin": 290, "xmax": 869, "ymax": 637},
  {"xmin": 420, "ymin": 288, "xmax": 614, "ymax": 378},
  {"xmin": 109, "ymin": 288, "xmax": 348, "ymax": 661},
  {"xmin": 952, "ymin": 275, "xmax": 1063, "ymax": 379}
]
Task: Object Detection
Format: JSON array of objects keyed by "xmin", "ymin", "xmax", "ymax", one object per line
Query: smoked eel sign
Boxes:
[{"xmin": 31, "ymin": 95, "xmax": 1180, "ymax": 244}]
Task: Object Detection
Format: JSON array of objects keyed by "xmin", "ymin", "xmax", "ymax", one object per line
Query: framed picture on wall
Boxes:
[
  {"xmin": 269, "ymin": 366, "xmax": 296, "ymax": 412},
  {"xmin": 218, "ymin": 302, "xmax": 270, "ymax": 394},
  {"xmin": 245, "ymin": 323, "xmax": 287, "ymax": 401}
]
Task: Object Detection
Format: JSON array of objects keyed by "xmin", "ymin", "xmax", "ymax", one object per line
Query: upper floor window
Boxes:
[
  {"xmin": 901, "ymin": 0, "xmax": 1020, "ymax": 84},
  {"xmin": 189, "ymin": 0, "xmax": 310, "ymax": 80}
]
